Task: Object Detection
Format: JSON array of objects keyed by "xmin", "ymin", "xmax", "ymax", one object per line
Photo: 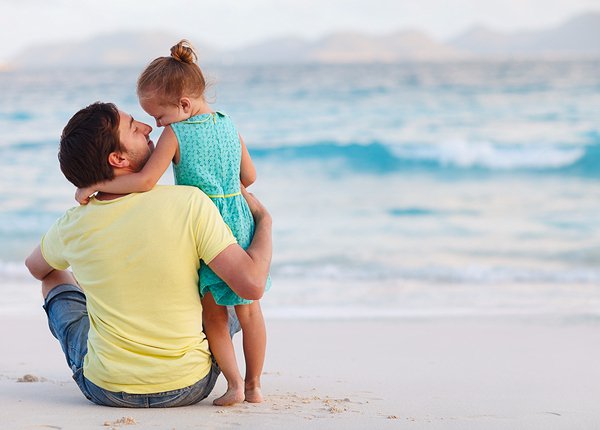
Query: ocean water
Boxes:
[{"xmin": 1, "ymin": 61, "xmax": 600, "ymax": 318}]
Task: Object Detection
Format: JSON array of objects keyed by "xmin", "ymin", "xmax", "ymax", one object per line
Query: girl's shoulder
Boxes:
[
  {"xmin": 174, "ymin": 112, "xmax": 239, "ymax": 141},
  {"xmin": 215, "ymin": 111, "xmax": 239, "ymax": 129},
  {"xmin": 178, "ymin": 111, "xmax": 233, "ymax": 124},
  {"xmin": 215, "ymin": 111, "xmax": 236, "ymax": 125}
]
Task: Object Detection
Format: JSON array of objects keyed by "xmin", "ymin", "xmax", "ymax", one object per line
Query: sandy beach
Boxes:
[
  {"xmin": 2, "ymin": 306, "xmax": 599, "ymax": 429},
  {"xmin": 1, "ymin": 2, "xmax": 600, "ymax": 427}
]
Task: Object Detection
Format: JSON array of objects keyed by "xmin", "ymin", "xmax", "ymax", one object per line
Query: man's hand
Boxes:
[
  {"xmin": 241, "ymin": 187, "xmax": 271, "ymax": 224},
  {"xmin": 209, "ymin": 187, "xmax": 272, "ymax": 301}
]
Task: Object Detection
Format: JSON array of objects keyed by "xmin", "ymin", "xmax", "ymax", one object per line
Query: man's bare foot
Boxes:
[
  {"xmin": 244, "ymin": 386, "xmax": 264, "ymax": 403},
  {"xmin": 213, "ymin": 387, "xmax": 245, "ymax": 406}
]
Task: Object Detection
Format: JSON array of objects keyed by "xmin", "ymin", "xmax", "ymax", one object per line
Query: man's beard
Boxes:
[{"xmin": 127, "ymin": 148, "xmax": 152, "ymax": 173}]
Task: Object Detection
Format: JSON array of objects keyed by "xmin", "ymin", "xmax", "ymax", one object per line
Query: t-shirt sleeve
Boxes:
[
  {"xmin": 40, "ymin": 220, "xmax": 70, "ymax": 270},
  {"xmin": 193, "ymin": 192, "xmax": 238, "ymax": 264}
]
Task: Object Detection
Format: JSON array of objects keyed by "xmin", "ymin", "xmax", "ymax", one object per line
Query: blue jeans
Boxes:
[{"xmin": 43, "ymin": 284, "xmax": 239, "ymax": 407}]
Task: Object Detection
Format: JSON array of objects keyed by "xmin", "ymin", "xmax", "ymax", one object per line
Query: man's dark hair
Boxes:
[{"xmin": 59, "ymin": 102, "xmax": 122, "ymax": 187}]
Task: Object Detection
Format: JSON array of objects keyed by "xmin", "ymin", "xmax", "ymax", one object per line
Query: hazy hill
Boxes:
[
  {"xmin": 219, "ymin": 36, "xmax": 313, "ymax": 64},
  {"xmin": 6, "ymin": 29, "xmax": 464, "ymax": 69},
  {"xmin": 9, "ymin": 31, "xmax": 217, "ymax": 69},
  {"xmin": 223, "ymin": 30, "xmax": 465, "ymax": 64},
  {"xmin": 450, "ymin": 12, "xmax": 600, "ymax": 57},
  {"xmin": 310, "ymin": 30, "xmax": 464, "ymax": 62},
  {"xmin": 4, "ymin": 11, "xmax": 600, "ymax": 69}
]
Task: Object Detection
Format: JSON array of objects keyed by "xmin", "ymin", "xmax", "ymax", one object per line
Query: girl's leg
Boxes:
[
  {"xmin": 202, "ymin": 292, "xmax": 244, "ymax": 406},
  {"xmin": 235, "ymin": 300, "xmax": 266, "ymax": 403}
]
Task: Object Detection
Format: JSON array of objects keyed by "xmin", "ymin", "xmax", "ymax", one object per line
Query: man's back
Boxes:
[{"xmin": 41, "ymin": 185, "xmax": 236, "ymax": 393}]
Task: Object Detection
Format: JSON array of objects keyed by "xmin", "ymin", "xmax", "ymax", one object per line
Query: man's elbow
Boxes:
[
  {"xmin": 24, "ymin": 255, "xmax": 44, "ymax": 280},
  {"xmin": 237, "ymin": 277, "xmax": 265, "ymax": 301},
  {"xmin": 241, "ymin": 174, "xmax": 256, "ymax": 188},
  {"xmin": 245, "ymin": 285, "xmax": 265, "ymax": 301},
  {"xmin": 24, "ymin": 246, "xmax": 54, "ymax": 281},
  {"xmin": 24, "ymin": 255, "xmax": 35, "ymax": 277}
]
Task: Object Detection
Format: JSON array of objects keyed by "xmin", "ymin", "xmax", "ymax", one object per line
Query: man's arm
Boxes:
[
  {"xmin": 25, "ymin": 245, "xmax": 55, "ymax": 281},
  {"xmin": 208, "ymin": 188, "xmax": 272, "ymax": 300},
  {"xmin": 25, "ymin": 245, "xmax": 79, "ymax": 298}
]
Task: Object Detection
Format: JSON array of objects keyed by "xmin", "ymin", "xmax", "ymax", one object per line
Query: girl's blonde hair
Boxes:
[{"xmin": 137, "ymin": 39, "xmax": 206, "ymax": 105}]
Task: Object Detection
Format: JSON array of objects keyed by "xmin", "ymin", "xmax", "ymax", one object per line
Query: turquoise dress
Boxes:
[{"xmin": 171, "ymin": 112, "xmax": 271, "ymax": 306}]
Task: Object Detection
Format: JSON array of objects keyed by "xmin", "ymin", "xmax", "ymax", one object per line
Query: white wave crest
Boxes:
[{"xmin": 391, "ymin": 140, "xmax": 584, "ymax": 169}]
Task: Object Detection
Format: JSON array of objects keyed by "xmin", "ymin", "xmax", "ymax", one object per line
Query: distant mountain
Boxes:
[
  {"xmin": 450, "ymin": 11, "xmax": 600, "ymax": 57},
  {"xmin": 6, "ymin": 29, "xmax": 465, "ymax": 69},
  {"xmin": 220, "ymin": 36, "xmax": 314, "ymax": 64},
  {"xmin": 8, "ymin": 31, "xmax": 217, "ymax": 69},
  {"xmin": 312, "ymin": 30, "xmax": 464, "ymax": 62},
  {"xmin": 223, "ymin": 30, "xmax": 465, "ymax": 64},
  {"xmin": 4, "ymin": 11, "xmax": 600, "ymax": 69}
]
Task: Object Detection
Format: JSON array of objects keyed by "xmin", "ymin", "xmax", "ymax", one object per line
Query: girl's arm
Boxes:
[
  {"xmin": 76, "ymin": 126, "xmax": 178, "ymax": 203},
  {"xmin": 239, "ymin": 134, "xmax": 256, "ymax": 188}
]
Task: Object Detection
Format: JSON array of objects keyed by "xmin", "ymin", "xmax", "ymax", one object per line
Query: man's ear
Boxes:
[
  {"xmin": 180, "ymin": 97, "xmax": 192, "ymax": 114},
  {"xmin": 108, "ymin": 152, "xmax": 130, "ymax": 168}
]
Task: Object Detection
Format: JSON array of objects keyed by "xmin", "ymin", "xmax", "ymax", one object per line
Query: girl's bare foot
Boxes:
[
  {"xmin": 213, "ymin": 386, "xmax": 245, "ymax": 406},
  {"xmin": 244, "ymin": 386, "xmax": 264, "ymax": 403}
]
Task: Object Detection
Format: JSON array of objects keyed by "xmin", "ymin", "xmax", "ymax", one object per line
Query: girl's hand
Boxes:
[{"xmin": 75, "ymin": 187, "xmax": 94, "ymax": 205}]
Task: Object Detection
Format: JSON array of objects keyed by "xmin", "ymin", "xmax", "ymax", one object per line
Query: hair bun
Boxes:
[{"xmin": 170, "ymin": 39, "xmax": 197, "ymax": 64}]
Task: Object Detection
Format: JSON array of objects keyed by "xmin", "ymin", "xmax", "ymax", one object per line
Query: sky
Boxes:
[{"xmin": 1, "ymin": 0, "xmax": 599, "ymax": 63}]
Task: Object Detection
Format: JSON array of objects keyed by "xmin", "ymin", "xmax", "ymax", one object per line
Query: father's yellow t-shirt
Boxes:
[{"xmin": 41, "ymin": 185, "xmax": 237, "ymax": 393}]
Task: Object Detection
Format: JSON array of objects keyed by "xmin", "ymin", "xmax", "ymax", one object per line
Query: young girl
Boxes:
[{"xmin": 76, "ymin": 40, "xmax": 270, "ymax": 406}]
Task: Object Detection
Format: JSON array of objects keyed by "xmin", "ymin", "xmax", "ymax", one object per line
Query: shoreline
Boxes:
[
  {"xmin": 2, "ymin": 313, "xmax": 599, "ymax": 429},
  {"xmin": 4, "ymin": 275, "xmax": 600, "ymax": 322}
]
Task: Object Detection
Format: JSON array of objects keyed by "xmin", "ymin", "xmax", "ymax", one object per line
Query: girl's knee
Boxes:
[
  {"xmin": 202, "ymin": 294, "xmax": 228, "ymax": 323},
  {"xmin": 234, "ymin": 301, "xmax": 263, "ymax": 324}
]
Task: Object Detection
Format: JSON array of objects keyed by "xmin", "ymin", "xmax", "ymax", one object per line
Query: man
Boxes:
[{"xmin": 24, "ymin": 102, "xmax": 272, "ymax": 407}]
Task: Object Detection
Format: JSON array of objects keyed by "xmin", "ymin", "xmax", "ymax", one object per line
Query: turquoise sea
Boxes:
[{"xmin": 1, "ymin": 61, "xmax": 599, "ymax": 318}]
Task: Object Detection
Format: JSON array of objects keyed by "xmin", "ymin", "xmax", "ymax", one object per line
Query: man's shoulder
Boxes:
[
  {"xmin": 53, "ymin": 204, "xmax": 86, "ymax": 226},
  {"xmin": 151, "ymin": 185, "xmax": 211, "ymax": 205},
  {"xmin": 152, "ymin": 184, "xmax": 199, "ymax": 195}
]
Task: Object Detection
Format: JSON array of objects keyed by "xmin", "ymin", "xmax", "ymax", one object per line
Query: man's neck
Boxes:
[
  {"xmin": 95, "ymin": 191, "xmax": 131, "ymax": 201},
  {"xmin": 95, "ymin": 168, "xmax": 139, "ymax": 201}
]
